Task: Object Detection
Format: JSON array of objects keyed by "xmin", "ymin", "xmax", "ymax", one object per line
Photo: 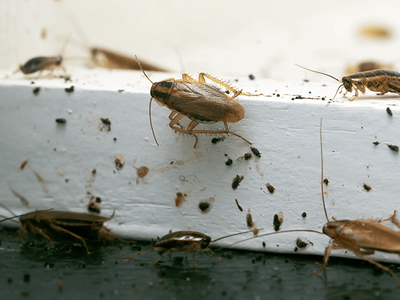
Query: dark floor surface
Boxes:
[{"xmin": 0, "ymin": 227, "xmax": 399, "ymax": 300}]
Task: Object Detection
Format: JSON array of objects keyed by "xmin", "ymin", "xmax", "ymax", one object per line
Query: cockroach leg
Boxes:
[
  {"xmin": 201, "ymin": 247, "xmax": 221, "ymax": 261},
  {"xmin": 49, "ymin": 222, "xmax": 91, "ymax": 254}
]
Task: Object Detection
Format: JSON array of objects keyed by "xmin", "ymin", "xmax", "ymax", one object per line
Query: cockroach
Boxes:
[
  {"xmin": 346, "ymin": 61, "xmax": 392, "ymax": 75},
  {"xmin": 123, "ymin": 229, "xmax": 259, "ymax": 266},
  {"xmin": 296, "ymin": 64, "xmax": 400, "ymax": 103},
  {"xmin": 64, "ymin": 11, "xmax": 166, "ymax": 71},
  {"xmin": 0, "ymin": 208, "xmax": 126, "ymax": 254},
  {"xmin": 14, "ymin": 37, "xmax": 71, "ymax": 78},
  {"xmin": 232, "ymin": 119, "xmax": 400, "ymax": 286},
  {"xmin": 136, "ymin": 56, "xmax": 262, "ymax": 148}
]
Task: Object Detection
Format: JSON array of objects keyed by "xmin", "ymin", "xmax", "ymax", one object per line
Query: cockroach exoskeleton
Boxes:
[
  {"xmin": 297, "ymin": 64, "xmax": 400, "ymax": 104},
  {"xmin": 135, "ymin": 56, "xmax": 263, "ymax": 148},
  {"xmin": 0, "ymin": 207, "xmax": 128, "ymax": 254},
  {"xmin": 232, "ymin": 119, "xmax": 400, "ymax": 286},
  {"xmin": 123, "ymin": 229, "xmax": 258, "ymax": 267}
]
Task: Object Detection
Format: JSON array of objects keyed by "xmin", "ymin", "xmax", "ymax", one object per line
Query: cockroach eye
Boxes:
[{"xmin": 201, "ymin": 237, "xmax": 211, "ymax": 249}]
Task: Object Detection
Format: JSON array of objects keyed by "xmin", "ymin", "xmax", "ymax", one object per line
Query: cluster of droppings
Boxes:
[
  {"xmin": 211, "ymin": 137, "xmax": 225, "ymax": 144},
  {"xmin": 114, "ymin": 154, "xmax": 125, "ymax": 170},
  {"xmin": 100, "ymin": 118, "xmax": 111, "ymax": 131}
]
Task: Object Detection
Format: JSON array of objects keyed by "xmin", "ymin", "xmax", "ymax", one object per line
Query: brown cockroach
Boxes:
[
  {"xmin": 232, "ymin": 119, "xmax": 400, "ymax": 285},
  {"xmin": 14, "ymin": 37, "xmax": 71, "ymax": 78},
  {"xmin": 64, "ymin": 11, "xmax": 166, "ymax": 71},
  {"xmin": 0, "ymin": 207, "xmax": 127, "ymax": 254},
  {"xmin": 296, "ymin": 64, "xmax": 400, "ymax": 103},
  {"xmin": 136, "ymin": 56, "xmax": 262, "ymax": 148},
  {"xmin": 123, "ymin": 229, "xmax": 260, "ymax": 267}
]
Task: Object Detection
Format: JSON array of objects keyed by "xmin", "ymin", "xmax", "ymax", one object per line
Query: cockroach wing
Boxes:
[
  {"xmin": 340, "ymin": 220, "xmax": 400, "ymax": 253},
  {"xmin": 20, "ymin": 57, "xmax": 50, "ymax": 74},
  {"xmin": 167, "ymin": 82, "xmax": 232, "ymax": 123}
]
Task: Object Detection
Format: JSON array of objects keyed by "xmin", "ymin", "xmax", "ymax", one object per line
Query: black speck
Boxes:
[
  {"xmin": 273, "ymin": 214, "xmax": 281, "ymax": 231},
  {"xmin": 33, "ymin": 87, "xmax": 40, "ymax": 96},
  {"xmin": 373, "ymin": 141, "xmax": 379, "ymax": 145},
  {"xmin": 7, "ymin": 277, "xmax": 12, "ymax": 284},
  {"xmin": 387, "ymin": 107, "xmax": 393, "ymax": 116},
  {"xmin": 266, "ymin": 183, "xmax": 275, "ymax": 194},
  {"xmin": 388, "ymin": 144, "xmax": 399, "ymax": 151},
  {"xmin": 323, "ymin": 178, "xmax": 329, "ymax": 185},
  {"xmin": 101, "ymin": 118, "xmax": 111, "ymax": 125},
  {"xmin": 250, "ymin": 147, "xmax": 261, "ymax": 158},
  {"xmin": 363, "ymin": 183, "xmax": 372, "ymax": 192},
  {"xmin": 23, "ymin": 274, "xmax": 30, "ymax": 283},
  {"xmin": 88, "ymin": 202, "xmax": 100, "ymax": 214},
  {"xmin": 296, "ymin": 238, "xmax": 308, "ymax": 248},
  {"xmin": 303, "ymin": 79, "xmax": 309, "ymax": 82},
  {"xmin": 65, "ymin": 86, "xmax": 74, "ymax": 93},
  {"xmin": 302, "ymin": 212, "xmax": 307, "ymax": 218},
  {"xmin": 225, "ymin": 158, "xmax": 233, "ymax": 166},
  {"xmin": 276, "ymin": 94, "xmax": 280, "ymax": 97},
  {"xmin": 31, "ymin": 81, "xmax": 35, "ymax": 84},
  {"xmin": 199, "ymin": 202, "xmax": 209, "ymax": 212},
  {"xmin": 244, "ymin": 153, "xmax": 252, "ymax": 160},
  {"xmin": 232, "ymin": 175, "xmax": 244, "ymax": 190},
  {"xmin": 262, "ymin": 242, "xmax": 266, "ymax": 248},
  {"xmin": 294, "ymin": 247, "xmax": 298, "ymax": 252},
  {"xmin": 55, "ymin": 118, "xmax": 66, "ymax": 124},
  {"xmin": 249, "ymin": 74, "xmax": 255, "ymax": 80},
  {"xmin": 113, "ymin": 137, "xmax": 117, "ymax": 141}
]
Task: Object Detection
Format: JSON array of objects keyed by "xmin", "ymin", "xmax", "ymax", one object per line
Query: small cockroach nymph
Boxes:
[
  {"xmin": 296, "ymin": 64, "xmax": 400, "ymax": 104},
  {"xmin": 14, "ymin": 37, "xmax": 71, "ymax": 78},
  {"xmin": 123, "ymin": 229, "xmax": 259, "ymax": 267},
  {"xmin": 0, "ymin": 206, "xmax": 128, "ymax": 254},
  {"xmin": 232, "ymin": 119, "xmax": 400, "ymax": 286},
  {"xmin": 136, "ymin": 56, "xmax": 263, "ymax": 148}
]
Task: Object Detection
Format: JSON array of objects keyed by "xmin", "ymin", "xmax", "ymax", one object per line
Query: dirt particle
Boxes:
[
  {"xmin": 387, "ymin": 107, "xmax": 393, "ymax": 116},
  {"xmin": 20, "ymin": 158, "xmax": 30, "ymax": 170},
  {"xmin": 323, "ymin": 178, "xmax": 329, "ymax": 185},
  {"xmin": 244, "ymin": 153, "xmax": 252, "ymax": 160},
  {"xmin": 211, "ymin": 137, "xmax": 225, "ymax": 144},
  {"xmin": 65, "ymin": 86, "xmax": 74, "ymax": 93},
  {"xmin": 302, "ymin": 212, "xmax": 307, "ymax": 218},
  {"xmin": 249, "ymin": 74, "xmax": 255, "ymax": 80},
  {"xmin": 113, "ymin": 154, "xmax": 125, "ymax": 170},
  {"xmin": 373, "ymin": 141, "xmax": 379, "ymax": 145},
  {"xmin": 55, "ymin": 118, "xmax": 67, "ymax": 124},
  {"xmin": 118, "ymin": 89, "xmax": 124, "ymax": 93},
  {"xmin": 175, "ymin": 192, "xmax": 187, "ymax": 207},
  {"xmin": 387, "ymin": 144, "xmax": 399, "ymax": 151},
  {"xmin": 363, "ymin": 183, "xmax": 372, "ymax": 191},
  {"xmin": 246, "ymin": 208, "xmax": 259, "ymax": 235},
  {"xmin": 225, "ymin": 158, "xmax": 233, "ymax": 166},
  {"xmin": 273, "ymin": 212, "xmax": 283, "ymax": 231},
  {"xmin": 33, "ymin": 87, "xmax": 41, "ymax": 96},
  {"xmin": 266, "ymin": 183, "xmax": 275, "ymax": 194},
  {"xmin": 262, "ymin": 241, "xmax": 266, "ymax": 247},
  {"xmin": 92, "ymin": 169, "xmax": 97, "ymax": 175},
  {"xmin": 100, "ymin": 118, "xmax": 111, "ymax": 131},
  {"xmin": 250, "ymin": 147, "xmax": 261, "ymax": 158},
  {"xmin": 296, "ymin": 238, "xmax": 308, "ymax": 249},
  {"xmin": 232, "ymin": 175, "xmax": 244, "ymax": 190},
  {"xmin": 136, "ymin": 166, "xmax": 149, "ymax": 178},
  {"xmin": 235, "ymin": 199, "xmax": 243, "ymax": 212},
  {"xmin": 198, "ymin": 197, "xmax": 214, "ymax": 214}
]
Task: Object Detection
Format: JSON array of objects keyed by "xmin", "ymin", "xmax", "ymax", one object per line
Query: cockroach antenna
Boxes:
[
  {"xmin": 135, "ymin": 55, "xmax": 159, "ymax": 146},
  {"xmin": 296, "ymin": 64, "xmax": 344, "ymax": 105},
  {"xmin": 320, "ymin": 118, "xmax": 330, "ymax": 222}
]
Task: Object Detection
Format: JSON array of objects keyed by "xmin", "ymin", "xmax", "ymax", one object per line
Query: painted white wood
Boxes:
[{"xmin": 1, "ymin": 0, "xmax": 400, "ymax": 264}]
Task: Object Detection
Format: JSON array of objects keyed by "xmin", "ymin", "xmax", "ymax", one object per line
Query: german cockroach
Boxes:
[
  {"xmin": 64, "ymin": 11, "xmax": 166, "ymax": 71},
  {"xmin": 346, "ymin": 61, "xmax": 392, "ymax": 74},
  {"xmin": 123, "ymin": 229, "xmax": 259, "ymax": 266},
  {"xmin": 297, "ymin": 64, "xmax": 400, "ymax": 103},
  {"xmin": 232, "ymin": 119, "xmax": 400, "ymax": 285},
  {"xmin": 0, "ymin": 207, "xmax": 127, "ymax": 254},
  {"xmin": 14, "ymin": 37, "xmax": 71, "ymax": 78},
  {"xmin": 136, "ymin": 56, "xmax": 262, "ymax": 148}
]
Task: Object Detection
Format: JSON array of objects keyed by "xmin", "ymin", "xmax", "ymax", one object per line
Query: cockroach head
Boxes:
[
  {"xmin": 150, "ymin": 80, "xmax": 174, "ymax": 104},
  {"xmin": 201, "ymin": 235, "xmax": 211, "ymax": 249},
  {"xmin": 341, "ymin": 76, "xmax": 353, "ymax": 92},
  {"xmin": 322, "ymin": 221, "xmax": 345, "ymax": 238}
]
